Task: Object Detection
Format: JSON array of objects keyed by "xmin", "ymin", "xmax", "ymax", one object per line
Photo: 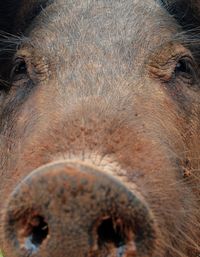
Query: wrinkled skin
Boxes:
[{"xmin": 0, "ymin": 0, "xmax": 199, "ymax": 257}]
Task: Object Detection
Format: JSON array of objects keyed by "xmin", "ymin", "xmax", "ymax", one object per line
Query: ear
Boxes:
[
  {"xmin": 0, "ymin": 0, "xmax": 51, "ymax": 34},
  {"xmin": 160, "ymin": 0, "xmax": 200, "ymax": 31}
]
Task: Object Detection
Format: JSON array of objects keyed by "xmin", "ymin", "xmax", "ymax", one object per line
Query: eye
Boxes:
[
  {"xmin": 11, "ymin": 58, "xmax": 28, "ymax": 81},
  {"xmin": 174, "ymin": 57, "xmax": 196, "ymax": 82}
]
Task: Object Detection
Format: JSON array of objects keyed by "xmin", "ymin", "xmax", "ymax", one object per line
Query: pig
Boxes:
[{"xmin": 0, "ymin": 0, "xmax": 199, "ymax": 256}]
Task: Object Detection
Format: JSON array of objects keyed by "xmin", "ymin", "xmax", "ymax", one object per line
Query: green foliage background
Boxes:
[{"xmin": 0, "ymin": 250, "xmax": 3, "ymax": 257}]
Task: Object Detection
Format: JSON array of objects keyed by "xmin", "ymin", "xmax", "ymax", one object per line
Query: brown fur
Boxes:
[{"xmin": 0, "ymin": 0, "xmax": 199, "ymax": 256}]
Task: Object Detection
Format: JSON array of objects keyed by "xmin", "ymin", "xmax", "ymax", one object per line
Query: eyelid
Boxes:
[
  {"xmin": 148, "ymin": 53, "xmax": 196, "ymax": 82},
  {"xmin": 176, "ymin": 55, "xmax": 194, "ymax": 64}
]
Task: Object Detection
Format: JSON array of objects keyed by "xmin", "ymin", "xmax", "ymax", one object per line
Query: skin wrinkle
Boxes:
[{"xmin": 0, "ymin": 0, "xmax": 199, "ymax": 257}]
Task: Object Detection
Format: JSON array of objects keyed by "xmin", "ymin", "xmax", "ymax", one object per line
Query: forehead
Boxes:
[{"xmin": 29, "ymin": 0, "xmax": 177, "ymax": 52}]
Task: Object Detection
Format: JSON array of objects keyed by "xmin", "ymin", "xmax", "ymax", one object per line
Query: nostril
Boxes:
[
  {"xmin": 96, "ymin": 217, "xmax": 136, "ymax": 256},
  {"xmin": 97, "ymin": 217, "xmax": 125, "ymax": 247},
  {"xmin": 27, "ymin": 216, "xmax": 48, "ymax": 250},
  {"xmin": 18, "ymin": 215, "xmax": 49, "ymax": 253}
]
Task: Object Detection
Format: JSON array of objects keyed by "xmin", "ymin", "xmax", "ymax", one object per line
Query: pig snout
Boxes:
[{"xmin": 2, "ymin": 161, "xmax": 156, "ymax": 257}]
